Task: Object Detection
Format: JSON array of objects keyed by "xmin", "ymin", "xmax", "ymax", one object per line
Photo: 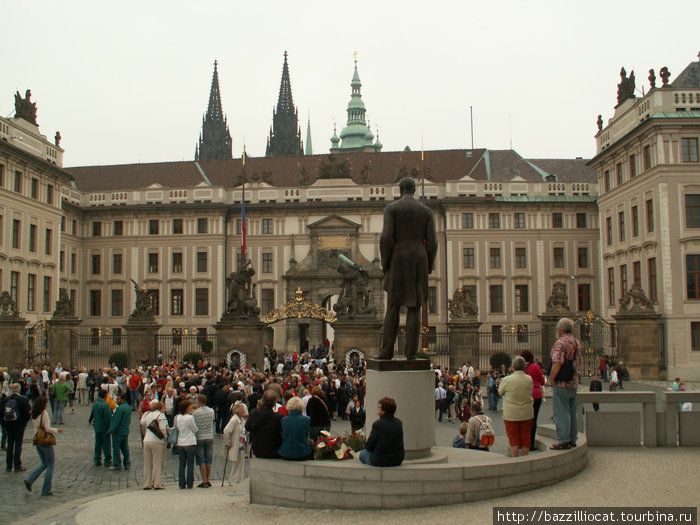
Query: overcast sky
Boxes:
[{"xmin": 3, "ymin": 0, "xmax": 698, "ymax": 168}]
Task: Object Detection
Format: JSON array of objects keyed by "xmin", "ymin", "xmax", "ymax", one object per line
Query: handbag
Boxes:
[
  {"xmin": 147, "ymin": 415, "xmax": 165, "ymax": 440},
  {"xmin": 33, "ymin": 413, "xmax": 57, "ymax": 446},
  {"xmin": 167, "ymin": 415, "xmax": 179, "ymax": 445}
]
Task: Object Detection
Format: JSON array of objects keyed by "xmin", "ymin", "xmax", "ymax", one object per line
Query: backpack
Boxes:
[
  {"xmin": 3, "ymin": 397, "xmax": 19, "ymax": 422},
  {"xmin": 556, "ymin": 344, "xmax": 579, "ymax": 383},
  {"xmin": 477, "ymin": 415, "xmax": 495, "ymax": 446}
]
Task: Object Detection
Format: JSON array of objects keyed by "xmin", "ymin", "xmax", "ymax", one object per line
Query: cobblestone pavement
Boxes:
[{"xmin": 3, "ymin": 379, "xmax": 694, "ymax": 523}]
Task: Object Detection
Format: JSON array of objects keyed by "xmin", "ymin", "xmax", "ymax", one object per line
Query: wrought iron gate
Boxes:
[
  {"xmin": 25, "ymin": 320, "xmax": 50, "ymax": 366},
  {"xmin": 154, "ymin": 331, "xmax": 218, "ymax": 364},
  {"xmin": 478, "ymin": 325, "xmax": 545, "ymax": 371},
  {"xmin": 71, "ymin": 329, "xmax": 128, "ymax": 370},
  {"xmin": 575, "ymin": 311, "xmax": 616, "ymax": 377}
]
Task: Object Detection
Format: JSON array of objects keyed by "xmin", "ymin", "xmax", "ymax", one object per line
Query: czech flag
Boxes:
[{"xmin": 241, "ymin": 190, "xmax": 247, "ymax": 257}]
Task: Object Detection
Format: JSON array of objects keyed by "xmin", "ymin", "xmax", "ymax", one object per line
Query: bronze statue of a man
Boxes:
[{"xmin": 377, "ymin": 177, "xmax": 438, "ymax": 359}]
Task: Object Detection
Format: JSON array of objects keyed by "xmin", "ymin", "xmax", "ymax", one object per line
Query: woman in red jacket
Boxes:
[{"xmin": 521, "ymin": 351, "xmax": 545, "ymax": 451}]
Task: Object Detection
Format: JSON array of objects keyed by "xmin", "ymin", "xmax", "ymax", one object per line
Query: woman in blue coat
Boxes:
[{"xmin": 278, "ymin": 397, "xmax": 311, "ymax": 460}]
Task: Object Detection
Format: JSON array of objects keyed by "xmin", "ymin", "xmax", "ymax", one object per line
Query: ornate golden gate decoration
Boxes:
[{"xmin": 263, "ymin": 288, "xmax": 336, "ymax": 324}]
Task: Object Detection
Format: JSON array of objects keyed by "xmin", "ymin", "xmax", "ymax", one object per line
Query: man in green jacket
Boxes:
[
  {"xmin": 108, "ymin": 392, "xmax": 131, "ymax": 470},
  {"xmin": 49, "ymin": 374, "xmax": 73, "ymax": 425},
  {"xmin": 89, "ymin": 389, "xmax": 113, "ymax": 466}
]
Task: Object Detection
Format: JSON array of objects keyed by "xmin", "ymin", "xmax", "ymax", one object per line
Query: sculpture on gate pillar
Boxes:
[
  {"xmin": 545, "ymin": 282, "xmax": 570, "ymax": 313},
  {"xmin": 222, "ymin": 260, "xmax": 260, "ymax": 320},
  {"xmin": 619, "ymin": 282, "xmax": 654, "ymax": 312},
  {"xmin": 334, "ymin": 255, "xmax": 377, "ymax": 319},
  {"xmin": 0, "ymin": 291, "xmax": 20, "ymax": 318},
  {"xmin": 129, "ymin": 280, "xmax": 155, "ymax": 322},
  {"xmin": 448, "ymin": 287, "xmax": 478, "ymax": 320},
  {"xmin": 52, "ymin": 289, "xmax": 75, "ymax": 319}
]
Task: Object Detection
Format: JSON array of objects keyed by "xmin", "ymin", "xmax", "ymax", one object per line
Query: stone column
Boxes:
[
  {"xmin": 215, "ymin": 320, "xmax": 266, "ymax": 370},
  {"xmin": 613, "ymin": 311, "xmax": 663, "ymax": 380},
  {"xmin": 331, "ymin": 317, "xmax": 383, "ymax": 363},
  {"xmin": 448, "ymin": 319, "xmax": 481, "ymax": 371},
  {"xmin": 48, "ymin": 317, "xmax": 81, "ymax": 366},
  {"xmin": 365, "ymin": 359, "xmax": 435, "ymax": 459},
  {"xmin": 125, "ymin": 322, "xmax": 160, "ymax": 368},
  {"xmin": 538, "ymin": 312, "xmax": 572, "ymax": 367},
  {"xmin": 0, "ymin": 316, "xmax": 29, "ymax": 368}
]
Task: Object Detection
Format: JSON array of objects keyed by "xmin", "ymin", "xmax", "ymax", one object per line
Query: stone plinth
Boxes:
[
  {"xmin": 48, "ymin": 318, "xmax": 81, "ymax": 366},
  {"xmin": 125, "ymin": 322, "xmax": 160, "ymax": 368},
  {"xmin": 539, "ymin": 312, "xmax": 572, "ymax": 367},
  {"xmin": 215, "ymin": 320, "xmax": 266, "ymax": 370},
  {"xmin": 365, "ymin": 360, "xmax": 434, "ymax": 459},
  {"xmin": 448, "ymin": 319, "xmax": 481, "ymax": 371},
  {"xmin": 331, "ymin": 317, "xmax": 383, "ymax": 362},
  {"xmin": 613, "ymin": 311, "xmax": 663, "ymax": 380},
  {"xmin": 0, "ymin": 317, "xmax": 29, "ymax": 367}
]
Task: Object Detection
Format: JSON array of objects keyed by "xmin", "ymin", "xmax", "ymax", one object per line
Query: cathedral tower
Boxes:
[
  {"xmin": 266, "ymin": 51, "xmax": 304, "ymax": 157},
  {"xmin": 195, "ymin": 61, "xmax": 233, "ymax": 161}
]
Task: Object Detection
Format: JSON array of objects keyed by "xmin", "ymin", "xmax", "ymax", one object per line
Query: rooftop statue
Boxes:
[
  {"xmin": 14, "ymin": 89, "xmax": 38, "ymax": 125},
  {"xmin": 616, "ymin": 67, "xmax": 636, "ymax": 105}
]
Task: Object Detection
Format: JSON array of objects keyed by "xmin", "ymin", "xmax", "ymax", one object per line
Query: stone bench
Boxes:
[{"xmin": 250, "ymin": 427, "xmax": 587, "ymax": 509}]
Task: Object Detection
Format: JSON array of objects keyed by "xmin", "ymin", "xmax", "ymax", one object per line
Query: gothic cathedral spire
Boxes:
[
  {"xmin": 266, "ymin": 51, "xmax": 304, "ymax": 157},
  {"xmin": 195, "ymin": 60, "xmax": 233, "ymax": 161}
]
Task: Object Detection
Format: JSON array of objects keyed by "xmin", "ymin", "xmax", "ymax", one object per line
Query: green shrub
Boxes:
[
  {"xmin": 490, "ymin": 352, "xmax": 512, "ymax": 370},
  {"xmin": 108, "ymin": 351, "xmax": 128, "ymax": 370},
  {"xmin": 182, "ymin": 351, "xmax": 203, "ymax": 364},
  {"xmin": 200, "ymin": 340, "xmax": 214, "ymax": 354},
  {"xmin": 415, "ymin": 351, "xmax": 430, "ymax": 360}
]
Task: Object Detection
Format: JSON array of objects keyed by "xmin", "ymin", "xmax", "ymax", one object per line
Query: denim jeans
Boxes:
[
  {"xmin": 26, "ymin": 445, "xmax": 54, "ymax": 495},
  {"xmin": 129, "ymin": 389, "xmax": 140, "ymax": 411},
  {"xmin": 111, "ymin": 434, "xmax": 130, "ymax": 469},
  {"xmin": 553, "ymin": 386, "xmax": 578, "ymax": 444},
  {"xmin": 52, "ymin": 400, "xmax": 66, "ymax": 424},
  {"xmin": 178, "ymin": 445, "xmax": 196, "ymax": 488},
  {"xmin": 358, "ymin": 449, "xmax": 372, "ymax": 465}
]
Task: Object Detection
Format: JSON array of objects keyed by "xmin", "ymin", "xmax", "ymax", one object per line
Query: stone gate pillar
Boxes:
[
  {"xmin": 0, "ymin": 316, "xmax": 29, "ymax": 368},
  {"xmin": 125, "ymin": 322, "xmax": 160, "ymax": 368},
  {"xmin": 215, "ymin": 320, "xmax": 266, "ymax": 370},
  {"xmin": 614, "ymin": 311, "xmax": 663, "ymax": 380},
  {"xmin": 448, "ymin": 319, "xmax": 481, "ymax": 371},
  {"xmin": 331, "ymin": 317, "xmax": 383, "ymax": 363},
  {"xmin": 48, "ymin": 318, "xmax": 81, "ymax": 367}
]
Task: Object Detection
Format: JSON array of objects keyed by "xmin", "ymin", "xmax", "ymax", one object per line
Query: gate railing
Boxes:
[
  {"xmin": 25, "ymin": 319, "xmax": 50, "ymax": 366},
  {"xmin": 70, "ymin": 329, "xmax": 128, "ymax": 370},
  {"xmin": 154, "ymin": 332, "xmax": 218, "ymax": 364},
  {"xmin": 477, "ymin": 326, "xmax": 545, "ymax": 372}
]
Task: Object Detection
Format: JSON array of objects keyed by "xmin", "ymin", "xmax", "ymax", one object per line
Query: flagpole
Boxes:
[
  {"xmin": 241, "ymin": 144, "xmax": 247, "ymax": 263},
  {"xmin": 420, "ymin": 133, "xmax": 429, "ymax": 355}
]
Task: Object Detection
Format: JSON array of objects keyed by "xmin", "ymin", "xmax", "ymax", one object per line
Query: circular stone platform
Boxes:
[{"xmin": 249, "ymin": 426, "xmax": 587, "ymax": 509}]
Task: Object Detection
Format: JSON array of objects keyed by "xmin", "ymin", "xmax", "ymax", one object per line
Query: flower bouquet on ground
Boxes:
[
  {"xmin": 346, "ymin": 430, "xmax": 366, "ymax": 452},
  {"xmin": 313, "ymin": 430, "xmax": 356, "ymax": 460}
]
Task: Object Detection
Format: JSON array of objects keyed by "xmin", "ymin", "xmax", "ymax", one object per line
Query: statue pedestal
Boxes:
[
  {"xmin": 365, "ymin": 359, "xmax": 434, "ymax": 459},
  {"xmin": 331, "ymin": 317, "xmax": 383, "ymax": 363},
  {"xmin": 215, "ymin": 320, "xmax": 266, "ymax": 371},
  {"xmin": 448, "ymin": 319, "xmax": 481, "ymax": 371},
  {"xmin": 0, "ymin": 317, "xmax": 29, "ymax": 367},
  {"xmin": 48, "ymin": 317, "xmax": 81, "ymax": 366},
  {"xmin": 613, "ymin": 310, "xmax": 664, "ymax": 380},
  {"xmin": 125, "ymin": 322, "xmax": 160, "ymax": 368}
]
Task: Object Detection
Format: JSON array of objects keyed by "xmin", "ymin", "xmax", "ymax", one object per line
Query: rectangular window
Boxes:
[
  {"xmin": 515, "ymin": 247, "xmax": 527, "ymax": 269},
  {"xmin": 173, "ymin": 218, "xmax": 183, "ymax": 234},
  {"xmin": 261, "ymin": 289, "xmax": 275, "ymax": 315},
  {"xmin": 89, "ymin": 290, "xmax": 101, "ymax": 316},
  {"xmin": 29, "ymin": 224, "xmax": 37, "ymax": 252},
  {"xmin": 12, "ymin": 219, "xmax": 20, "ymax": 249},
  {"xmin": 235, "ymin": 219, "xmax": 242, "ymax": 235},
  {"xmin": 491, "ymin": 325, "xmax": 503, "ymax": 344},
  {"xmin": 10, "ymin": 271, "xmax": 19, "ymax": 305},
  {"xmin": 45, "ymin": 229, "xmax": 52, "ymax": 255},
  {"xmin": 606, "ymin": 217, "xmax": 613, "ymax": 246},
  {"xmin": 46, "ymin": 184, "xmax": 54, "ymax": 205},
  {"xmin": 552, "ymin": 213, "xmax": 563, "ymax": 228},
  {"xmin": 112, "ymin": 253, "xmax": 122, "ymax": 274},
  {"xmin": 92, "ymin": 221, "xmax": 102, "ymax": 236},
  {"xmin": 686, "ymin": 255, "xmax": 700, "ymax": 299},
  {"xmin": 608, "ymin": 267, "xmax": 615, "ymax": 305},
  {"xmin": 513, "ymin": 213, "xmax": 525, "ymax": 229},
  {"xmin": 236, "ymin": 252, "xmax": 243, "ymax": 271},
  {"xmin": 643, "ymin": 145, "xmax": 651, "ymax": 170},
  {"xmin": 646, "ymin": 199, "xmax": 654, "ymax": 233},
  {"xmin": 463, "ymin": 247, "xmax": 474, "ymax": 269},
  {"xmin": 59, "ymin": 251, "xmax": 65, "ymax": 272},
  {"xmin": 489, "ymin": 247, "xmax": 501, "ymax": 269},
  {"xmin": 111, "ymin": 289, "xmax": 123, "ymax": 317},
  {"xmin": 577, "ymin": 246, "xmax": 588, "ymax": 268},
  {"xmin": 71, "ymin": 253, "xmax": 76, "ymax": 274},
  {"xmin": 648, "ymin": 257, "xmax": 657, "ymax": 303},
  {"xmin": 629, "ymin": 154, "xmax": 636, "ymax": 178},
  {"xmin": 197, "ymin": 218, "xmax": 208, "ymax": 234},
  {"xmin": 604, "ymin": 170, "xmax": 610, "ymax": 192},
  {"xmin": 27, "ymin": 274, "xmax": 36, "ymax": 311},
  {"xmin": 113, "ymin": 221, "xmax": 123, "ymax": 236},
  {"xmin": 14, "ymin": 171, "xmax": 22, "ymax": 193},
  {"xmin": 691, "ymin": 323, "xmax": 700, "ymax": 351},
  {"xmin": 171, "ymin": 289, "xmax": 184, "ymax": 315},
  {"xmin": 578, "ymin": 284, "xmax": 591, "ymax": 312},
  {"xmin": 262, "ymin": 253, "xmax": 273, "ymax": 273},
  {"xmin": 172, "ymin": 252, "xmax": 183, "ymax": 273},
  {"xmin": 196, "ymin": 251, "xmax": 208, "ymax": 273},
  {"xmin": 514, "ymin": 284, "xmax": 529, "ymax": 313},
  {"xmin": 489, "ymin": 284, "xmax": 503, "ymax": 313},
  {"xmin": 576, "ymin": 213, "xmax": 587, "ymax": 229},
  {"xmin": 112, "ymin": 327, "xmax": 122, "ymax": 346},
  {"xmin": 620, "ymin": 264, "xmax": 628, "ymax": 298},
  {"xmin": 681, "ymin": 138, "xmax": 699, "ymax": 162},
  {"xmin": 70, "ymin": 290, "xmax": 76, "ymax": 313},
  {"xmin": 461, "ymin": 213, "xmax": 474, "ymax": 229},
  {"xmin": 553, "ymin": 247, "xmax": 565, "ymax": 268},
  {"xmin": 149, "ymin": 220, "xmax": 159, "ymax": 235},
  {"xmin": 31, "ymin": 178, "xmax": 38, "ymax": 199},
  {"xmin": 195, "ymin": 288, "xmax": 209, "ymax": 316},
  {"xmin": 632, "ymin": 205, "xmax": 639, "ymax": 237},
  {"xmin": 427, "ymin": 286, "xmax": 438, "ymax": 314},
  {"xmin": 148, "ymin": 253, "xmax": 159, "ymax": 273},
  {"xmin": 616, "ymin": 162, "xmax": 623, "ymax": 186},
  {"xmin": 633, "ymin": 261, "xmax": 641, "ymax": 286},
  {"xmin": 262, "ymin": 218, "xmax": 273, "ymax": 234},
  {"xmin": 618, "ymin": 211, "xmax": 625, "ymax": 242},
  {"xmin": 148, "ymin": 289, "xmax": 160, "ymax": 316},
  {"xmin": 488, "ymin": 213, "xmax": 500, "ymax": 229},
  {"xmin": 685, "ymin": 195, "xmax": 700, "ymax": 228},
  {"xmin": 43, "ymin": 277, "xmax": 51, "ymax": 312},
  {"xmin": 71, "ymin": 220, "xmax": 77, "ymax": 236},
  {"xmin": 91, "ymin": 254, "xmax": 101, "ymax": 275}
]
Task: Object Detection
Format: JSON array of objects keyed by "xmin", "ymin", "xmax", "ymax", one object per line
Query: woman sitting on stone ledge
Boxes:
[
  {"xmin": 359, "ymin": 397, "xmax": 404, "ymax": 467},
  {"xmin": 278, "ymin": 397, "xmax": 312, "ymax": 461}
]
